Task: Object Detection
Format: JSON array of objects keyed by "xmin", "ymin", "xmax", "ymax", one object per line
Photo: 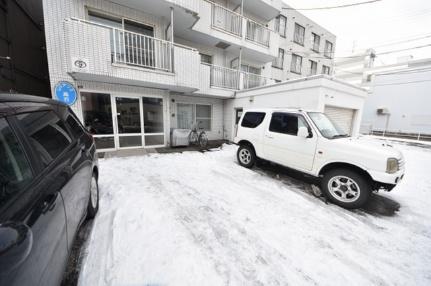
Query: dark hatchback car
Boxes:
[{"xmin": 0, "ymin": 94, "xmax": 99, "ymax": 286}]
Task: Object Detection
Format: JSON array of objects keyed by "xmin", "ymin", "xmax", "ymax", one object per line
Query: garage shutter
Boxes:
[{"xmin": 324, "ymin": 106, "xmax": 355, "ymax": 135}]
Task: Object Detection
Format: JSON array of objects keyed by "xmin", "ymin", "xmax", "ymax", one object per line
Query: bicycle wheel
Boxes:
[
  {"xmin": 189, "ymin": 131, "xmax": 198, "ymax": 145},
  {"xmin": 198, "ymin": 132, "xmax": 208, "ymax": 148}
]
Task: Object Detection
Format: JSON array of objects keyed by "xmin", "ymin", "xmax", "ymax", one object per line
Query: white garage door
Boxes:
[{"xmin": 324, "ymin": 106, "xmax": 355, "ymax": 135}]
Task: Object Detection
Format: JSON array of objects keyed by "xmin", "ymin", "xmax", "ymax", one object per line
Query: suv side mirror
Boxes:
[{"xmin": 297, "ymin": 126, "xmax": 309, "ymax": 138}]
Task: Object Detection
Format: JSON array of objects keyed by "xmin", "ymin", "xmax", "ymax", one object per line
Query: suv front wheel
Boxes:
[
  {"xmin": 237, "ymin": 145, "xmax": 256, "ymax": 168},
  {"xmin": 321, "ymin": 169, "xmax": 371, "ymax": 209}
]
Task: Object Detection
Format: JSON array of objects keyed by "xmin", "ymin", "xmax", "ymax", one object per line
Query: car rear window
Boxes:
[{"xmin": 241, "ymin": 112, "xmax": 266, "ymax": 128}]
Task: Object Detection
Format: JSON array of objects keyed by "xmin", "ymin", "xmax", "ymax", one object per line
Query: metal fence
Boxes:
[
  {"xmin": 246, "ymin": 19, "xmax": 270, "ymax": 47},
  {"xmin": 211, "ymin": 3, "xmax": 242, "ymax": 36},
  {"xmin": 210, "ymin": 65, "xmax": 240, "ymax": 89},
  {"xmin": 243, "ymin": 72, "xmax": 268, "ymax": 89},
  {"xmin": 368, "ymin": 129, "xmax": 431, "ymax": 142},
  {"xmin": 112, "ymin": 29, "xmax": 173, "ymax": 72}
]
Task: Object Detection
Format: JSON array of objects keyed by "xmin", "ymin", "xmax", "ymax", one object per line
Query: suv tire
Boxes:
[
  {"xmin": 87, "ymin": 174, "xmax": 99, "ymax": 219},
  {"xmin": 237, "ymin": 144, "xmax": 256, "ymax": 168},
  {"xmin": 321, "ymin": 169, "xmax": 370, "ymax": 209}
]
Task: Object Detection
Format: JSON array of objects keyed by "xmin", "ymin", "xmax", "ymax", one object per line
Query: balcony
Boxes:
[
  {"xmin": 198, "ymin": 63, "xmax": 273, "ymax": 97},
  {"xmin": 64, "ymin": 18, "xmax": 200, "ymax": 93},
  {"xmin": 191, "ymin": 1, "xmax": 279, "ymax": 63}
]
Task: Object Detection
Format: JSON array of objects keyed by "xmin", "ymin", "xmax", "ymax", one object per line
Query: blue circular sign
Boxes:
[{"xmin": 55, "ymin": 81, "xmax": 77, "ymax": 106}]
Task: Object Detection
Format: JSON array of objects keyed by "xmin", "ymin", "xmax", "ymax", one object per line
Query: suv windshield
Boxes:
[{"xmin": 308, "ymin": 112, "xmax": 349, "ymax": 139}]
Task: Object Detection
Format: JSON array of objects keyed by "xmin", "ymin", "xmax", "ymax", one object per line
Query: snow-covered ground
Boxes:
[{"xmin": 78, "ymin": 142, "xmax": 431, "ymax": 286}]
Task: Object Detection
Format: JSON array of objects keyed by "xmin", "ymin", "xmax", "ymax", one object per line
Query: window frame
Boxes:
[
  {"xmin": 311, "ymin": 32, "xmax": 320, "ymax": 53},
  {"xmin": 324, "ymin": 40, "xmax": 333, "ymax": 58},
  {"xmin": 15, "ymin": 110, "xmax": 74, "ymax": 170},
  {"xmin": 309, "ymin": 60, "xmax": 318, "ymax": 76},
  {"xmin": 322, "ymin": 65, "xmax": 331, "ymax": 75},
  {"xmin": 293, "ymin": 23, "xmax": 305, "ymax": 46},
  {"xmin": 275, "ymin": 15, "xmax": 287, "ymax": 37},
  {"xmin": 272, "ymin": 48, "xmax": 285, "ymax": 69},
  {"xmin": 176, "ymin": 103, "xmax": 213, "ymax": 131},
  {"xmin": 199, "ymin": 53, "xmax": 213, "ymax": 65},
  {"xmin": 290, "ymin": 53, "xmax": 303, "ymax": 74},
  {"xmin": 0, "ymin": 116, "xmax": 35, "ymax": 210},
  {"xmin": 268, "ymin": 112, "xmax": 312, "ymax": 137}
]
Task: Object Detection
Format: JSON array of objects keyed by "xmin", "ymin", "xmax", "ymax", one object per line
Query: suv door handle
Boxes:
[
  {"xmin": 41, "ymin": 192, "xmax": 59, "ymax": 214},
  {"xmin": 265, "ymin": 135, "xmax": 274, "ymax": 139}
]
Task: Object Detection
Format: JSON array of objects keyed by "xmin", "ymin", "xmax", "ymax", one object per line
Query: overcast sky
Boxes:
[{"xmin": 283, "ymin": 0, "xmax": 431, "ymax": 65}]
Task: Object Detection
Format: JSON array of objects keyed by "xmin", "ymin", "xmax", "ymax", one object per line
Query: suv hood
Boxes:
[{"xmin": 333, "ymin": 136, "xmax": 403, "ymax": 159}]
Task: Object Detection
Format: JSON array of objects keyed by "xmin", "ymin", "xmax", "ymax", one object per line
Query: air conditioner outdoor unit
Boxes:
[{"xmin": 377, "ymin": 108, "xmax": 390, "ymax": 115}]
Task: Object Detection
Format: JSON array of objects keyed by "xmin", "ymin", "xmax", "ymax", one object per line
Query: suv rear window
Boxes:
[{"xmin": 241, "ymin": 112, "xmax": 266, "ymax": 128}]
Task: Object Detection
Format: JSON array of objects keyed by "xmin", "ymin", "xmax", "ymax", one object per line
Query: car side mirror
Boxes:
[{"xmin": 297, "ymin": 126, "xmax": 309, "ymax": 138}]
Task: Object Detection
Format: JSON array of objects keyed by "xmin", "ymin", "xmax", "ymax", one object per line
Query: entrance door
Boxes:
[
  {"xmin": 234, "ymin": 108, "xmax": 243, "ymax": 137},
  {"xmin": 115, "ymin": 97, "xmax": 143, "ymax": 148}
]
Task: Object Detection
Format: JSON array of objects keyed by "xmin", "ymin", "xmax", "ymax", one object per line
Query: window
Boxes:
[
  {"xmin": 177, "ymin": 103, "xmax": 212, "ymax": 131},
  {"xmin": 293, "ymin": 23, "xmax": 305, "ymax": 45},
  {"xmin": 290, "ymin": 54, "xmax": 303, "ymax": 74},
  {"xmin": 309, "ymin": 60, "xmax": 317, "ymax": 75},
  {"xmin": 81, "ymin": 92, "xmax": 113, "ymax": 135},
  {"xmin": 322, "ymin": 65, "xmax": 331, "ymax": 75},
  {"xmin": 196, "ymin": 105, "xmax": 211, "ymax": 131},
  {"xmin": 0, "ymin": 118, "xmax": 33, "ymax": 208},
  {"xmin": 311, "ymin": 33, "xmax": 320, "ymax": 52},
  {"xmin": 200, "ymin": 53, "xmax": 213, "ymax": 65},
  {"xmin": 269, "ymin": 113, "xmax": 309, "ymax": 136},
  {"xmin": 143, "ymin": 97, "xmax": 164, "ymax": 133},
  {"xmin": 275, "ymin": 15, "xmax": 287, "ymax": 37},
  {"xmin": 324, "ymin": 40, "xmax": 333, "ymax": 58},
  {"xmin": 241, "ymin": 112, "xmax": 266, "ymax": 128},
  {"xmin": 272, "ymin": 48, "xmax": 284, "ymax": 69},
  {"xmin": 66, "ymin": 114, "xmax": 84, "ymax": 139},
  {"xmin": 17, "ymin": 111, "xmax": 72, "ymax": 167}
]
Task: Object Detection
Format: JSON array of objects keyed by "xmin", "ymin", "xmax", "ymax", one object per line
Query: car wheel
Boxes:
[
  {"xmin": 321, "ymin": 169, "xmax": 370, "ymax": 209},
  {"xmin": 237, "ymin": 144, "xmax": 256, "ymax": 168},
  {"xmin": 87, "ymin": 174, "xmax": 99, "ymax": 219}
]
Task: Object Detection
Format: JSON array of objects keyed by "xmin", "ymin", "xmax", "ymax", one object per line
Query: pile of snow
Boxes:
[{"xmin": 78, "ymin": 143, "xmax": 431, "ymax": 285}]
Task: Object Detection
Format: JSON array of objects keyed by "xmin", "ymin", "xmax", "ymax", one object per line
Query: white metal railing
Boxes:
[
  {"xmin": 210, "ymin": 65, "xmax": 240, "ymax": 89},
  {"xmin": 211, "ymin": 2, "xmax": 242, "ymax": 37},
  {"xmin": 243, "ymin": 72, "xmax": 269, "ymax": 89},
  {"xmin": 246, "ymin": 19, "xmax": 270, "ymax": 47},
  {"xmin": 112, "ymin": 29, "xmax": 173, "ymax": 72}
]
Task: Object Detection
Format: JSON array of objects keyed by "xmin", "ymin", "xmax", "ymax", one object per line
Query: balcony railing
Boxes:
[
  {"xmin": 246, "ymin": 19, "xmax": 270, "ymax": 47},
  {"xmin": 210, "ymin": 65, "xmax": 240, "ymax": 89},
  {"xmin": 211, "ymin": 2, "xmax": 242, "ymax": 37},
  {"xmin": 243, "ymin": 72, "xmax": 269, "ymax": 89},
  {"xmin": 112, "ymin": 29, "xmax": 173, "ymax": 72},
  {"xmin": 207, "ymin": 64, "xmax": 271, "ymax": 90}
]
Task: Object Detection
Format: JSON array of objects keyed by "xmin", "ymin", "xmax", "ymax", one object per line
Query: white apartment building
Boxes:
[
  {"xmin": 265, "ymin": 4, "xmax": 336, "ymax": 82},
  {"xmin": 41, "ymin": 0, "xmax": 341, "ymax": 152}
]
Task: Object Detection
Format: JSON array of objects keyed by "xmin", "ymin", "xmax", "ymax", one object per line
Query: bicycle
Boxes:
[{"xmin": 189, "ymin": 122, "xmax": 209, "ymax": 148}]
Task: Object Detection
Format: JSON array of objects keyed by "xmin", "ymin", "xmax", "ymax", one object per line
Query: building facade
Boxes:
[
  {"xmin": 42, "ymin": 0, "xmax": 339, "ymax": 151},
  {"xmin": 0, "ymin": 0, "xmax": 50, "ymax": 97},
  {"xmin": 361, "ymin": 59, "xmax": 431, "ymax": 138},
  {"xmin": 265, "ymin": 4, "xmax": 336, "ymax": 82}
]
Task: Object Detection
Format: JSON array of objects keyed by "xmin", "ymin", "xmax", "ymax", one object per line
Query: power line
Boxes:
[{"xmin": 282, "ymin": 0, "xmax": 382, "ymax": 11}]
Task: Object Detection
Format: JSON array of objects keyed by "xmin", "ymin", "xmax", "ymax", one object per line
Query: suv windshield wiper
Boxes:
[{"xmin": 331, "ymin": 134, "xmax": 349, "ymax": 139}]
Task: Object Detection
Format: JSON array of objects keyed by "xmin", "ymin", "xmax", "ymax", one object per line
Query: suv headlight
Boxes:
[{"xmin": 386, "ymin": 158, "xmax": 399, "ymax": 174}]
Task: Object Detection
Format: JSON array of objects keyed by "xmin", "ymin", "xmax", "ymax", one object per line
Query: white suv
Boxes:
[{"xmin": 234, "ymin": 109, "xmax": 405, "ymax": 209}]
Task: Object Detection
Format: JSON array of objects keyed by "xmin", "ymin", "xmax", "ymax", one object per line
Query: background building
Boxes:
[
  {"xmin": 264, "ymin": 3, "xmax": 336, "ymax": 82},
  {"xmin": 334, "ymin": 49, "xmax": 376, "ymax": 87},
  {"xmin": 360, "ymin": 58, "xmax": 431, "ymax": 140},
  {"xmin": 0, "ymin": 0, "xmax": 50, "ymax": 97}
]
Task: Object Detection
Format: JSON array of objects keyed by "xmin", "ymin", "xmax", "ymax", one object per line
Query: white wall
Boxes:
[
  {"xmin": 224, "ymin": 76, "xmax": 367, "ymax": 140},
  {"xmin": 361, "ymin": 68, "xmax": 431, "ymax": 134}
]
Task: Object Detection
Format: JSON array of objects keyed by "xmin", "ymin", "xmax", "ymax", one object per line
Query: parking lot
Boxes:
[{"xmin": 73, "ymin": 141, "xmax": 431, "ymax": 286}]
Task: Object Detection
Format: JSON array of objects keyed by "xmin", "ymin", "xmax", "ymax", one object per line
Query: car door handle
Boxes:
[
  {"xmin": 41, "ymin": 192, "xmax": 59, "ymax": 214},
  {"xmin": 265, "ymin": 135, "xmax": 274, "ymax": 139}
]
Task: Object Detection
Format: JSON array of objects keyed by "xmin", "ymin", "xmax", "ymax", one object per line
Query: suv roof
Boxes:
[
  {"xmin": 0, "ymin": 93, "xmax": 65, "ymax": 117},
  {"xmin": 242, "ymin": 108, "xmax": 316, "ymax": 113}
]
